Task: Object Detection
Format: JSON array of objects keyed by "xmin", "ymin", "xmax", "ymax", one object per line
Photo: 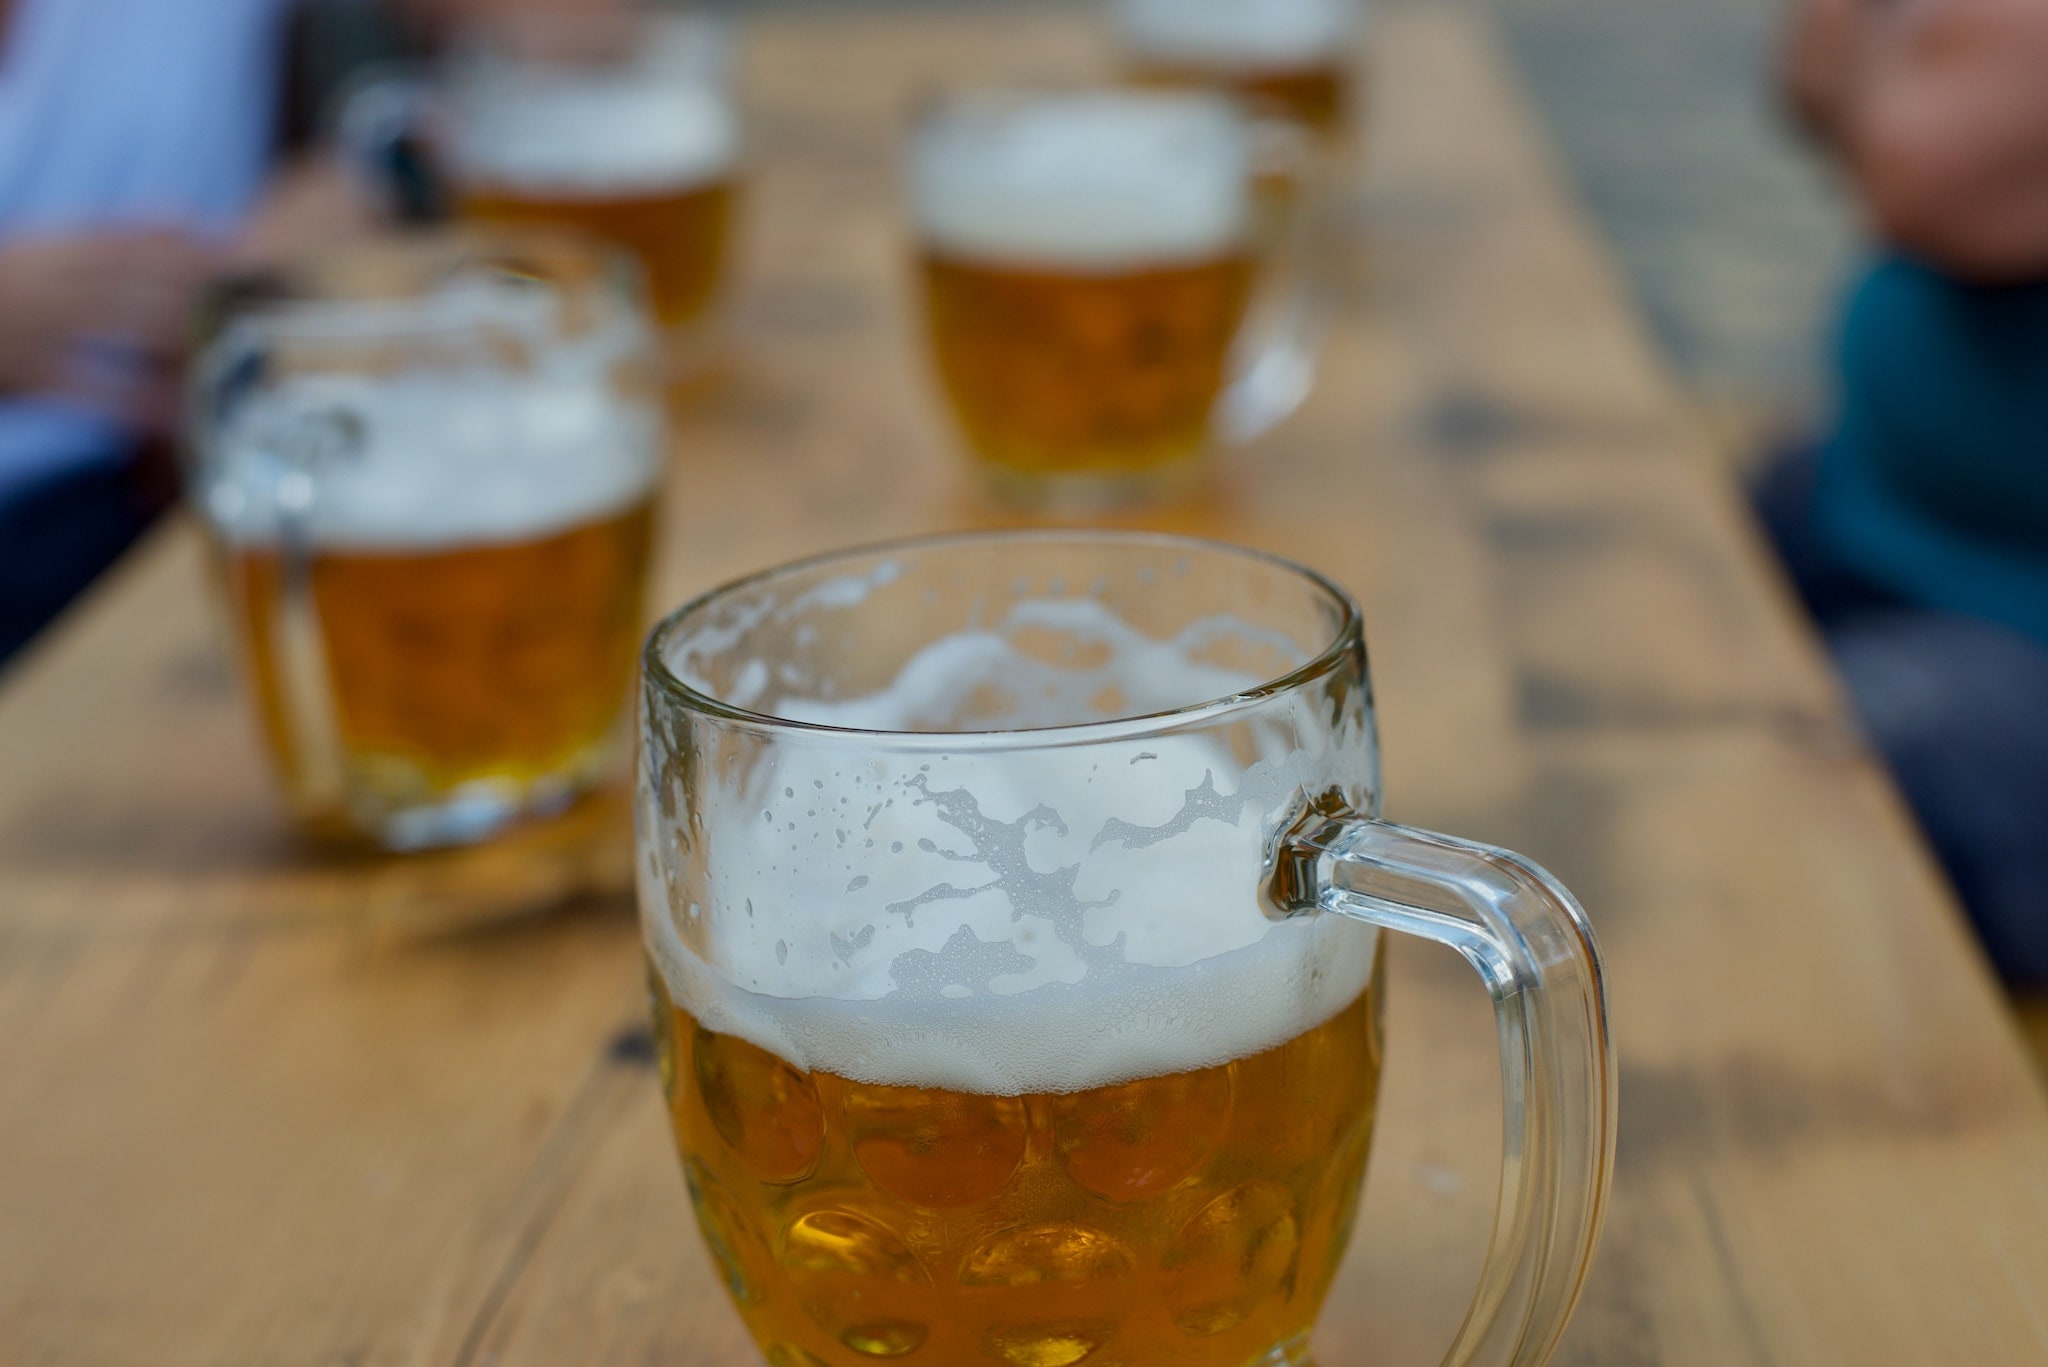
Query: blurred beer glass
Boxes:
[
  {"xmin": 637, "ymin": 531, "xmax": 1615, "ymax": 1367},
  {"xmin": 188, "ymin": 232, "xmax": 664, "ymax": 851},
  {"xmin": 1113, "ymin": 0, "xmax": 1366, "ymax": 140},
  {"xmin": 909, "ymin": 91, "xmax": 1319, "ymax": 506},
  {"xmin": 346, "ymin": 13, "xmax": 741, "ymax": 382}
]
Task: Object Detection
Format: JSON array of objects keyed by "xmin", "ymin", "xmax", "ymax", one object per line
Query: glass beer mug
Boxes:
[
  {"xmin": 188, "ymin": 230, "xmax": 664, "ymax": 850},
  {"xmin": 637, "ymin": 531, "xmax": 1615, "ymax": 1367},
  {"xmin": 909, "ymin": 90, "xmax": 1324, "ymax": 507},
  {"xmin": 342, "ymin": 11, "xmax": 742, "ymax": 383},
  {"xmin": 1113, "ymin": 0, "xmax": 1368, "ymax": 142}
]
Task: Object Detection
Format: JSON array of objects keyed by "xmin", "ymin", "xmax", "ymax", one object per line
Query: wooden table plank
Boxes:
[{"xmin": 3, "ymin": 6, "xmax": 2047, "ymax": 1366}]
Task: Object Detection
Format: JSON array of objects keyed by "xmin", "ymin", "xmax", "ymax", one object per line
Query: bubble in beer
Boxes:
[
  {"xmin": 693, "ymin": 1028, "xmax": 826, "ymax": 1183},
  {"xmin": 959, "ymin": 1225, "xmax": 1134, "ymax": 1367},
  {"xmin": 1052, "ymin": 1062, "xmax": 1232, "ymax": 1202},
  {"xmin": 846, "ymin": 1082, "xmax": 1028, "ymax": 1208},
  {"xmin": 684, "ymin": 1158, "xmax": 774, "ymax": 1304},
  {"xmin": 1163, "ymin": 1180, "xmax": 1303, "ymax": 1336},
  {"xmin": 781, "ymin": 1209, "xmax": 933, "ymax": 1357}
]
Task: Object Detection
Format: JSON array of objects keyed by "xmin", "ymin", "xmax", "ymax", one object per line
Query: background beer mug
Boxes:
[
  {"xmin": 638, "ymin": 531, "xmax": 1615, "ymax": 1367},
  {"xmin": 188, "ymin": 231, "xmax": 664, "ymax": 851},
  {"xmin": 343, "ymin": 12, "xmax": 742, "ymax": 383},
  {"xmin": 1113, "ymin": 0, "xmax": 1368, "ymax": 142},
  {"xmin": 909, "ymin": 91, "xmax": 1324, "ymax": 506}
]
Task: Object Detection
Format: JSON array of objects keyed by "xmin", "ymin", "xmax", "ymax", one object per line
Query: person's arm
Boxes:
[
  {"xmin": 0, "ymin": 232, "xmax": 215, "ymax": 432},
  {"xmin": 1848, "ymin": 0, "xmax": 2048, "ymax": 280},
  {"xmin": 227, "ymin": 153, "xmax": 382, "ymax": 271}
]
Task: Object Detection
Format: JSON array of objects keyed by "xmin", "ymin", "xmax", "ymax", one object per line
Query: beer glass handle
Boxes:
[
  {"xmin": 334, "ymin": 72, "xmax": 445, "ymax": 222},
  {"xmin": 1272, "ymin": 813, "xmax": 1616, "ymax": 1367},
  {"xmin": 1216, "ymin": 118, "xmax": 1329, "ymax": 444}
]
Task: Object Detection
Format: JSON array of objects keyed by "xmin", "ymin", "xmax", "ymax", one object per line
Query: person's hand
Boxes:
[
  {"xmin": 228, "ymin": 156, "xmax": 382, "ymax": 273},
  {"xmin": 0, "ymin": 230, "xmax": 216, "ymax": 432}
]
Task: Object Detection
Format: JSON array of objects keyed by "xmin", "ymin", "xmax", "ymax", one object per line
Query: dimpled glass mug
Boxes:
[{"xmin": 636, "ymin": 531, "xmax": 1615, "ymax": 1367}]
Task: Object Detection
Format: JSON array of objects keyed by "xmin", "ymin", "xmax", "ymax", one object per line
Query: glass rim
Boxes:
[
  {"xmin": 911, "ymin": 82, "xmax": 1248, "ymax": 123},
  {"xmin": 906, "ymin": 83, "xmax": 1255, "ymax": 157},
  {"xmin": 451, "ymin": 7, "xmax": 733, "ymax": 62},
  {"xmin": 199, "ymin": 228, "xmax": 645, "ymax": 341},
  {"xmin": 642, "ymin": 528, "xmax": 1364, "ymax": 751}
]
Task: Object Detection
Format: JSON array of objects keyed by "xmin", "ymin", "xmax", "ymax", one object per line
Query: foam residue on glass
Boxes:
[
  {"xmin": 199, "ymin": 274, "xmax": 660, "ymax": 549},
  {"xmin": 911, "ymin": 91, "xmax": 1252, "ymax": 270},
  {"xmin": 643, "ymin": 585, "xmax": 1377, "ymax": 1096},
  {"xmin": 1114, "ymin": 0, "xmax": 1363, "ymax": 67}
]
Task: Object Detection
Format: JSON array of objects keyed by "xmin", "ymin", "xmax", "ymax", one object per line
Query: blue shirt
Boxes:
[
  {"xmin": 1819, "ymin": 258, "xmax": 2048, "ymax": 647},
  {"xmin": 0, "ymin": 0, "xmax": 288, "ymax": 505}
]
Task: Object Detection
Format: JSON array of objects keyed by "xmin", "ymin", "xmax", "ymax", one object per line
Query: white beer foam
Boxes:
[
  {"xmin": 912, "ymin": 92, "xmax": 1251, "ymax": 269},
  {"xmin": 453, "ymin": 77, "xmax": 736, "ymax": 196},
  {"xmin": 1115, "ymin": 0, "xmax": 1363, "ymax": 67},
  {"xmin": 643, "ymin": 602, "xmax": 1377, "ymax": 1095},
  {"xmin": 202, "ymin": 279, "xmax": 662, "ymax": 549}
]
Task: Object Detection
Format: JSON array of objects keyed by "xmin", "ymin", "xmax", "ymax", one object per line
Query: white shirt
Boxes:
[{"xmin": 0, "ymin": 0, "xmax": 289, "ymax": 504}]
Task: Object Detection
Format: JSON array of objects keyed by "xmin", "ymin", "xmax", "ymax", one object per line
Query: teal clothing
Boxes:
[{"xmin": 1815, "ymin": 259, "xmax": 2048, "ymax": 647}]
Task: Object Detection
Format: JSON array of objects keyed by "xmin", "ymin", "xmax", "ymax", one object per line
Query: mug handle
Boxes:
[
  {"xmin": 334, "ymin": 69, "xmax": 447, "ymax": 222},
  {"xmin": 1270, "ymin": 805, "xmax": 1617, "ymax": 1366},
  {"xmin": 195, "ymin": 330, "xmax": 366, "ymax": 823},
  {"xmin": 1216, "ymin": 115, "xmax": 1329, "ymax": 443},
  {"xmin": 263, "ymin": 401, "xmax": 365, "ymax": 821}
]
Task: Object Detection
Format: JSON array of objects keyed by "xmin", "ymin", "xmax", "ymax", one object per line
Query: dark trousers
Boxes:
[
  {"xmin": 1755, "ymin": 448, "xmax": 2048, "ymax": 985},
  {"xmin": 0, "ymin": 459, "xmax": 162, "ymax": 667}
]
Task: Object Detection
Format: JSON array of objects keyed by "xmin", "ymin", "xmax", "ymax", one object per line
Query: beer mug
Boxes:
[
  {"xmin": 343, "ymin": 12, "xmax": 742, "ymax": 381},
  {"xmin": 637, "ymin": 531, "xmax": 1615, "ymax": 1367},
  {"xmin": 1113, "ymin": 0, "xmax": 1367, "ymax": 140},
  {"xmin": 909, "ymin": 90, "xmax": 1323, "ymax": 506},
  {"xmin": 188, "ymin": 231, "xmax": 665, "ymax": 850}
]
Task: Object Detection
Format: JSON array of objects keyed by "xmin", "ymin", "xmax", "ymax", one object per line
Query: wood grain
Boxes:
[{"xmin": 2, "ymin": 7, "xmax": 2046, "ymax": 1366}]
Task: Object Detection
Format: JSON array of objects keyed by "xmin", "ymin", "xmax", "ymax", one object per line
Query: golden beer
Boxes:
[
  {"xmin": 462, "ymin": 179, "xmax": 736, "ymax": 333},
  {"xmin": 919, "ymin": 251, "xmax": 1254, "ymax": 479},
  {"xmin": 213, "ymin": 500, "xmax": 654, "ymax": 830},
  {"xmin": 1114, "ymin": 0, "xmax": 1362, "ymax": 139},
  {"xmin": 911, "ymin": 92, "xmax": 1266, "ymax": 494},
  {"xmin": 651, "ymin": 953, "xmax": 1383, "ymax": 1367},
  {"xmin": 189, "ymin": 232, "xmax": 665, "ymax": 848},
  {"xmin": 441, "ymin": 15, "xmax": 742, "ymax": 356}
]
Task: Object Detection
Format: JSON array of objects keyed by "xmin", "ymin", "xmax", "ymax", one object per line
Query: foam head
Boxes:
[
  {"xmin": 911, "ymin": 90, "xmax": 1252, "ymax": 269},
  {"xmin": 199, "ymin": 275, "xmax": 662, "ymax": 550},
  {"xmin": 451, "ymin": 75, "xmax": 737, "ymax": 196},
  {"xmin": 639, "ymin": 546, "xmax": 1381, "ymax": 1096},
  {"xmin": 1114, "ymin": 0, "xmax": 1365, "ymax": 68}
]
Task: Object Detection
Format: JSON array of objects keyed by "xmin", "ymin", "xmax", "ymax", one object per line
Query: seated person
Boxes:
[
  {"xmin": 0, "ymin": 0, "xmax": 597, "ymax": 666},
  {"xmin": 1766, "ymin": 0, "xmax": 2048, "ymax": 981}
]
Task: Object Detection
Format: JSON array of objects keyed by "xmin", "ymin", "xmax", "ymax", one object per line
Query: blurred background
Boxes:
[
  {"xmin": 3, "ymin": 0, "xmax": 2043, "ymax": 1047},
  {"xmin": 0, "ymin": 0, "xmax": 1857, "ymax": 661}
]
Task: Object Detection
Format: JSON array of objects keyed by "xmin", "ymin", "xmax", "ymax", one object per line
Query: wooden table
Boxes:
[{"xmin": 6, "ymin": 8, "xmax": 2048, "ymax": 1364}]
